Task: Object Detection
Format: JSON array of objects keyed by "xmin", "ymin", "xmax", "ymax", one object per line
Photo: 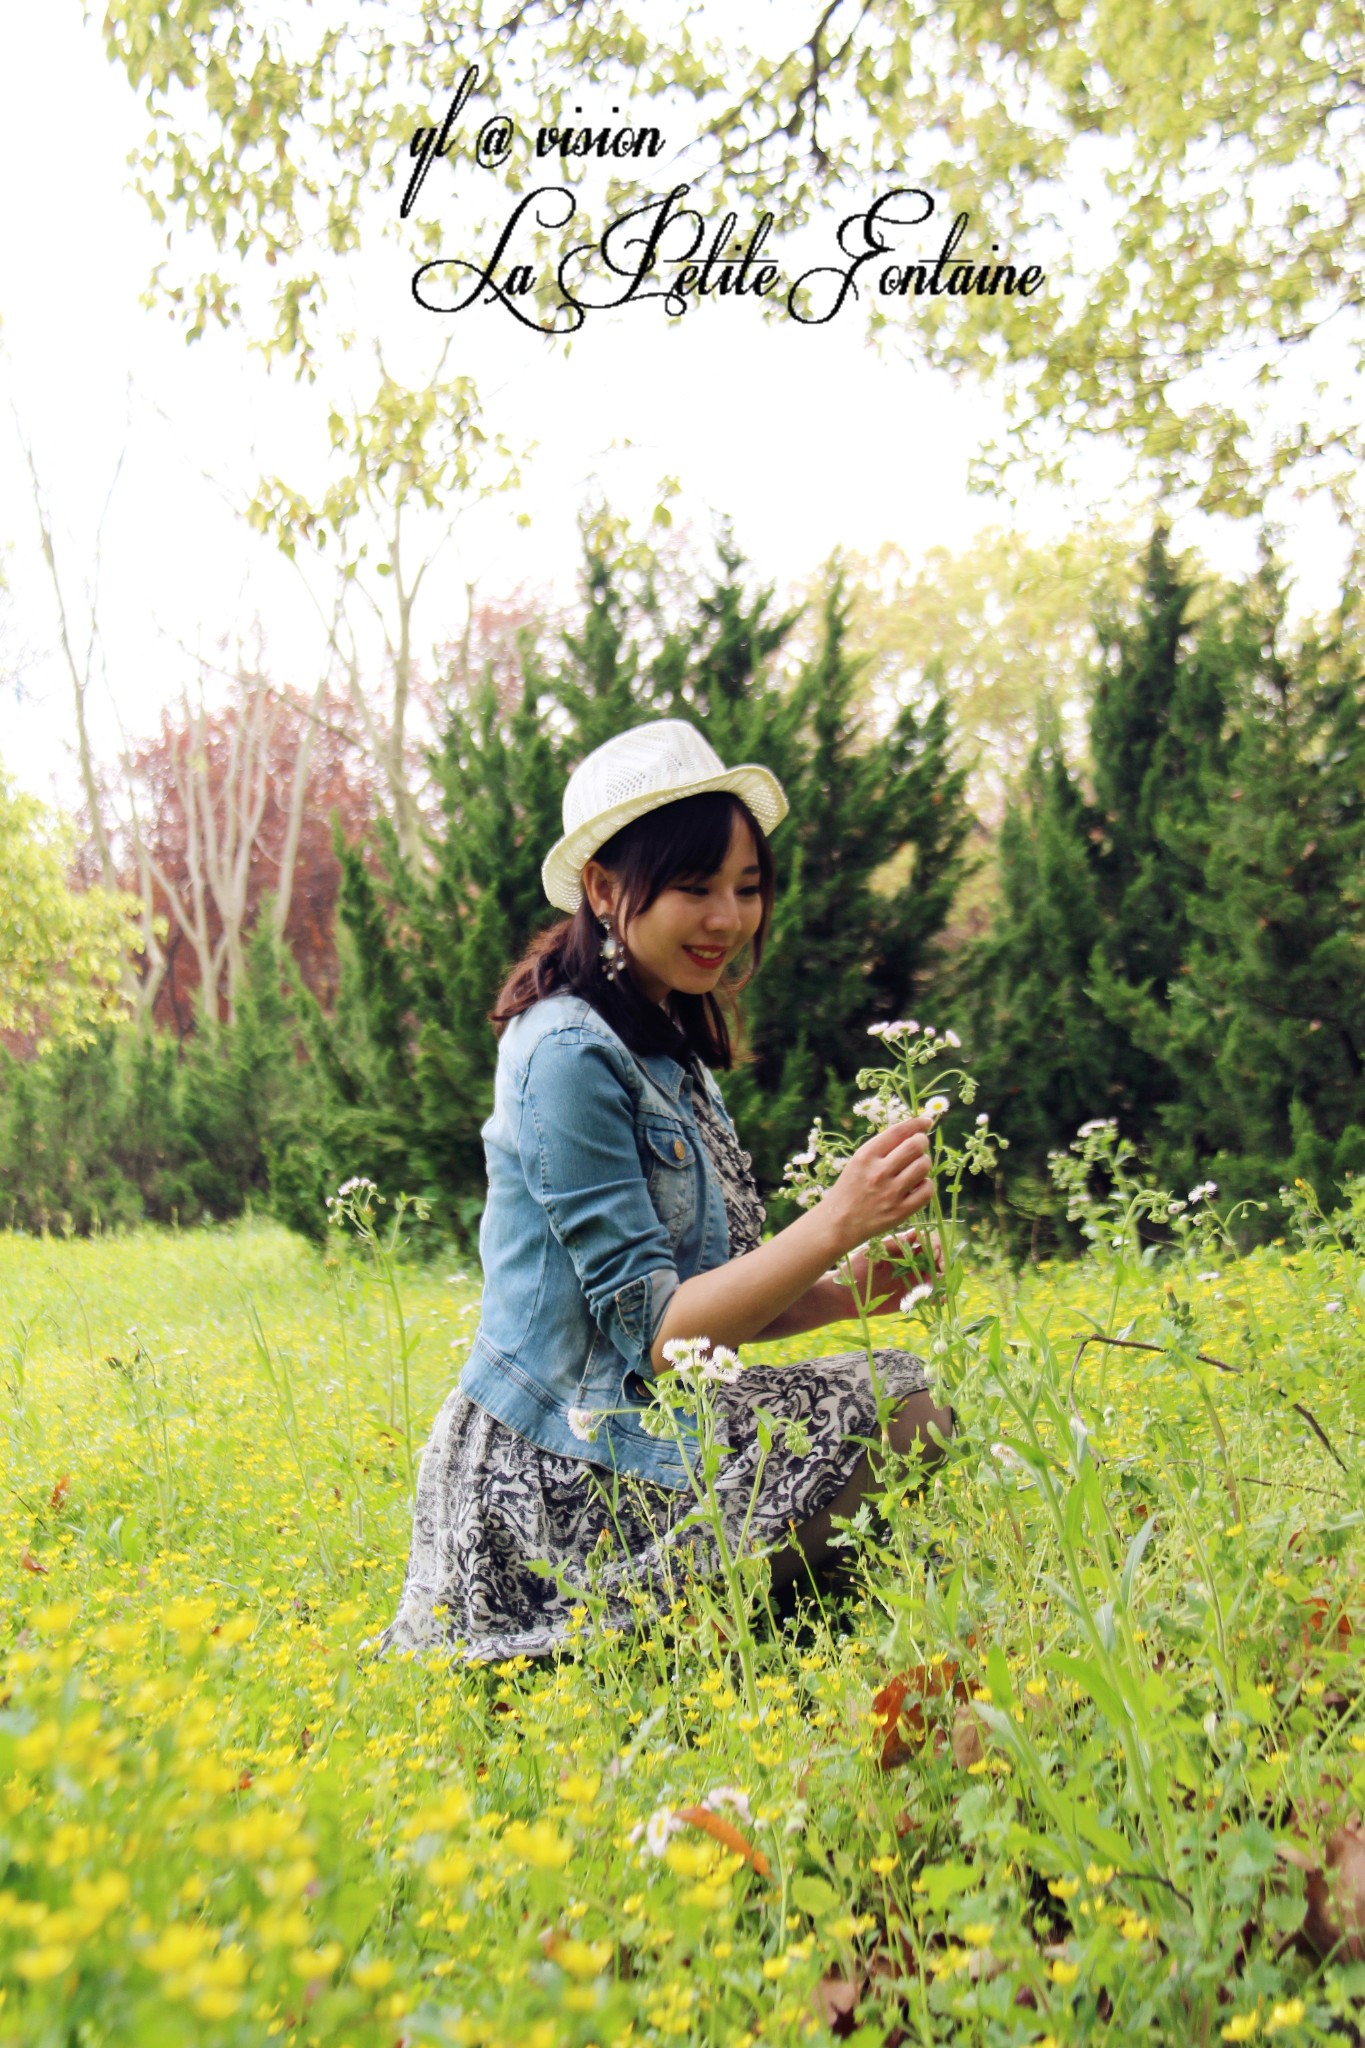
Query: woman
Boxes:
[{"xmin": 376, "ymin": 718, "xmax": 953, "ymax": 1661}]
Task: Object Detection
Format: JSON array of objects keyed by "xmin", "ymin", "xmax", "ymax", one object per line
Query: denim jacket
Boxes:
[{"xmin": 457, "ymin": 991, "xmax": 742, "ymax": 1487}]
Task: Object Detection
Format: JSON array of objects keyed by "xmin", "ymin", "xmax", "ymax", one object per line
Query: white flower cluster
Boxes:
[
  {"xmin": 867, "ymin": 1019, "xmax": 962, "ymax": 1065},
  {"xmin": 660, "ymin": 1335, "xmax": 742, "ymax": 1385},
  {"xmin": 781, "ymin": 1118, "xmax": 845, "ymax": 1210},
  {"xmin": 633, "ymin": 1786, "xmax": 753, "ymax": 1859},
  {"xmin": 325, "ymin": 1174, "xmax": 381, "ymax": 1212},
  {"xmin": 852, "ymin": 1092, "xmax": 911, "ymax": 1130},
  {"xmin": 785, "ymin": 1119, "xmax": 825, "ymax": 1169},
  {"xmin": 1077, "ymin": 1118, "xmax": 1117, "ymax": 1139}
]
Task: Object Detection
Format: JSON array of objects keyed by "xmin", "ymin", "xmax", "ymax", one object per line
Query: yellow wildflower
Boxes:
[
  {"xmin": 290, "ymin": 1943, "xmax": 345, "ymax": 1977},
  {"xmin": 15, "ymin": 1945, "xmax": 74, "ymax": 1982},
  {"xmin": 351, "ymin": 1956, "xmax": 396, "ymax": 1991},
  {"xmin": 554, "ymin": 1938, "xmax": 613, "ymax": 1982},
  {"xmin": 1221, "ymin": 2016, "xmax": 1259, "ymax": 2042},
  {"xmin": 502, "ymin": 1820, "xmax": 571, "ymax": 1871}
]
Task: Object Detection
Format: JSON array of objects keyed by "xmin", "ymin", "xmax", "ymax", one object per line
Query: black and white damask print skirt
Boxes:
[{"xmin": 371, "ymin": 1346, "xmax": 931, "ymax": 1664}]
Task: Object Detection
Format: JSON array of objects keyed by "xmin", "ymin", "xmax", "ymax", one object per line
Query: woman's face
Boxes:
[{"xmin": 584, "ymin": 812, "xmax": 764, "ymax": 1008}]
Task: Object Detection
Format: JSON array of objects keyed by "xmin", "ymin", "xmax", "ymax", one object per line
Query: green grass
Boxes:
[{"xmin": 0, "ymin": 1205, "xmax": 1363, "ymax": 2047}]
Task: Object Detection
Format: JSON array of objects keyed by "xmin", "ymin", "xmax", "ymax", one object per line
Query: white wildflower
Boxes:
[
  {"xmin": 700, "ymin": 1346, "xmax": 742, "ymax": 1385},
  {"xmin": 943, "ymin": 1029, "xmax": 961, "ymax": 1048},
  {"xmin": 1325, "ymin": 1299, "xmax": 1344, "ymax": 1314},
  {"xmin": 975, "ymin": 1113, "xmax": 988, "ymax": 1128},
  {"xmin": 1197, "ymin": 1271, "xmax": 1221, "ymax": 1282},
  {"xmin": 1077, "ymin": 1119, "xmax": 1113, "ymax": 1138},
  {"xmin": 1188, "ymin": 1181, "xmax": 1218, "ymax": 1203},
  {"xmin": 643, "ymin": 1807, "xmax": 682, "ymax": 1857},
  {"xmin": 662, "ymin": 1336, "xmax": 712, "ymax": 1367},
  {"xmin": 923, "ymin": 1095, "xmax": 950, "ymax": 1120},
  {"xmin": 990, "ymin": 1441, "xmax": 1026, "ymax": 1474},
  {"xmin": 900, "ymin": 1283, "xmax": 933, "ymax": 1312},
  {"xmin": 701, "ymin": 1787, "xmax": 752, "ymax": 1824},
  {"xmin": 566, "ymin": 1407, "xmax": 599, "ymax": 1443}
]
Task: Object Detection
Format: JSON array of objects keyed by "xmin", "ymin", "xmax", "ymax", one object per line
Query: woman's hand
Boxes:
[
  {"xmin": 833, "ymin": 1229, "xmax": 943, "ymax": 1316},
  {"xmin": 819, "ymin": 1117, "xmax": 935, "ymax": 1249}
]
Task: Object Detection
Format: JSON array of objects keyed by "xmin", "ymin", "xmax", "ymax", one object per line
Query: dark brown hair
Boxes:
[{"xmin": 487, "ymin": 791, "xmax": 777, "ymax": 1069}]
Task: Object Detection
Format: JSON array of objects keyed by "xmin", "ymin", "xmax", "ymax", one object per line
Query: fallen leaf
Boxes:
[
  {"xmin": 1302, "ymin": 1825, "xmax": 1365, "ymax": 1962},
  {"xmin": 872, "ymin": 1662, "xmax": 968, "ymax": 1769},
  {"xmin": 812, "ymin": 1972, "xmax": 861, "ymax": 2036},
  {"xmin": 951, "ymin": 1703, "xmax": 985, "ymax": 1770},
  {"xmin": 673, "ymin": 1804, "xmax": 771, "ymax": 1877},
  {"xmin": 1301, "ymin": 1597, "xmax": 1352, "ymax": 1652}
]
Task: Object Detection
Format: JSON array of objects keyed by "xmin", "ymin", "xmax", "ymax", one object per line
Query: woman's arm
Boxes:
[{"xmin": 749, "ymin": 1273, "xmax": 854, "ymax": 1344}]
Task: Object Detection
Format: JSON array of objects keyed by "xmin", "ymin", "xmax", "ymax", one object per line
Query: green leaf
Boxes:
[
  {"xmin": 1045, "ymin": 1652, "xmax": 1130, "ymax": 1730},
  {"xmin": 792, "ymin": 1874, "xmax": 839, "ymax": 1918}
]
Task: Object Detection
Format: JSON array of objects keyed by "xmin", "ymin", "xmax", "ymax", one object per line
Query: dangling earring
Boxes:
[{"xmin": 599, "ymin": 911, "xmax": 624, "ymax": 984}]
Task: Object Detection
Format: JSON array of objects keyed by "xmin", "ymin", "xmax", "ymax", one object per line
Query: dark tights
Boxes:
[{"xmin": 767, "ymin": 1390, "xmax": 955, "ymax": 1594}]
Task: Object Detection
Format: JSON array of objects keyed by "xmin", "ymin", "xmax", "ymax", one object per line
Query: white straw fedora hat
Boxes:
[{"xmin": 542, "ymin": 719, "xmax": 789, "ymax": 914}]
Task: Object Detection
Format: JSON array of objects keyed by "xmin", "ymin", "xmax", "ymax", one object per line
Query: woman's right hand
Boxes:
[{"xmin": 818, "ymin": 1117, "xmax": 935, "ymax": 1251}]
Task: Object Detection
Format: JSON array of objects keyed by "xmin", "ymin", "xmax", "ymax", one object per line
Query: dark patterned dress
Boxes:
[{"xmin": 372, "ymin": 1078, "xmax": 930, "ymax": 1662}]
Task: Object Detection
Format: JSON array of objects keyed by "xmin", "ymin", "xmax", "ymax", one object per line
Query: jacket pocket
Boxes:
[
  {"xmin": 640, "ymin": 1118, "xmax": 696, "ymax": 1240},
  {"xmin": 642, "ymin": 1119, "xmax": 695, "ymax": 1169}
]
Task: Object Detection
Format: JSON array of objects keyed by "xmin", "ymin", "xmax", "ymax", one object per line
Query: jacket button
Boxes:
[{"xmin": 673, "ymin": 1138, "xmax": 686, "ymax": 1160}]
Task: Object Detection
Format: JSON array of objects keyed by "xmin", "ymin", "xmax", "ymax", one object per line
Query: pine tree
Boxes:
[
  {"xmin": 1084, "ymin": 529, "xmax": 1237, "ymax": 1127},
  {"xmin": 1140, "ymin": 560, "xmax": 1365, "ymax": 1224},
  {"xmin": 959, "ymin": 701, "xmax": 1118, "ymax": 1243}
]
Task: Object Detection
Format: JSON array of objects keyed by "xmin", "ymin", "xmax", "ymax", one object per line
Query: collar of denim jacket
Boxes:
[{"xmin": 634, "ymin": 1045, "xmax": 695, "ymax": 1105}]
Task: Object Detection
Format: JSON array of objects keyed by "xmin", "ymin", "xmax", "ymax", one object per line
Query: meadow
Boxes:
[{"xmin": 1, "ymin": 1172, "xmax": 1363, "ymax": 2048}]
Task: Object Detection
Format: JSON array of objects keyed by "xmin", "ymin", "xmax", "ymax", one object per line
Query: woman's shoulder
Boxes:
[{"xmin": 501, "ymin": 991, "xmax": 622, "ymax": 1062}]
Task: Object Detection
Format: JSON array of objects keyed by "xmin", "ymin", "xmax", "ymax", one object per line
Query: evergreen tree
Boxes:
[
  {"xmin": 0, "ymin": 1027, "xmax": 194, "ymax": 1234},
  {"xmin": 958, "ymin": 701, "xmax": 1118, "ymax": 1245},
  {"xmin": 1084, "ymin": 529, "xmax": 1237, "ymax": 1127},
  {"xmin": 1133, "ymin": 561, "xmax": 1365, "ymax": 1224}
]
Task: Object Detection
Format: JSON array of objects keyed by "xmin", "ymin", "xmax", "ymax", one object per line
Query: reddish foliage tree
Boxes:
[{"xmin": 115, "ymin": 672, "xmax": 380, "ymax": 1036}]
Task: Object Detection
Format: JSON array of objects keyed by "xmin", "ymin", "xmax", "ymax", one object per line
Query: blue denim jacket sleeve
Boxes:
[{"xmin": 518, "ymin": 1029, "xmax": 680, "ymax": 1377}]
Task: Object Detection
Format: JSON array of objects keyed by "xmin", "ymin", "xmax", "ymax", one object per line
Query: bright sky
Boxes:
[{"xmin": 0, "ymin": 6, "xmax": 1353, "ymax": 809}]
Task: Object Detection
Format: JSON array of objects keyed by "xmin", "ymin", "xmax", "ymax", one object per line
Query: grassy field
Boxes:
[{"xmin": 1, "ymin": 1194, "xmax": 1363, "ymax": 2047}]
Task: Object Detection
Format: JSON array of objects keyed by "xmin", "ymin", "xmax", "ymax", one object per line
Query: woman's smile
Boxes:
[{"xmin": 584, "ymin": 810, "xmax": 763, "ymax": 1005}]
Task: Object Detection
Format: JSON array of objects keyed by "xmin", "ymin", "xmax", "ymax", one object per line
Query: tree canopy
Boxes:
[
  {"xmin": 0, "ymin": 769, "xmax": 142, "ymax": 1049},
  {"xmin": 95, "ymin": 0, "xmax": 1365, "ymax": 518}
]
